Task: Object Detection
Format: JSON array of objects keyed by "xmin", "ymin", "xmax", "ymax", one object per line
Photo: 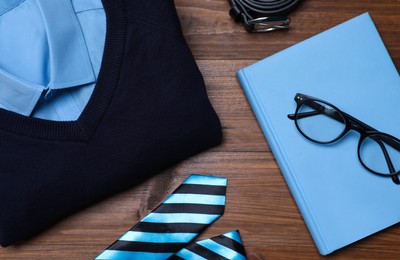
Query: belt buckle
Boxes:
[{"xmin": 245, "ymin": 16, "xmax": 291, "ymax": 32}]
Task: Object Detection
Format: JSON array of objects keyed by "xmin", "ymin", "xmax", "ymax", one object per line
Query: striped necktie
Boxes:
[
  {"xmin": 95, "ymin": 174, "xmax": 227, "ymax": 260},
  {"xmin": 170, "ymin": 230, "xmax": 247, "ymax": 260}
]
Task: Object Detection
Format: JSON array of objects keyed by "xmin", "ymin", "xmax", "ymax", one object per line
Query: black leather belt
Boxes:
[{"xmin": 228, "ymin": 0, "xmax": 302, "ymax": 32}]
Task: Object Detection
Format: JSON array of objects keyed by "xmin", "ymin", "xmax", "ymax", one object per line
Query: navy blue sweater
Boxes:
[{"xmin": 0, "ymin": 0, "xmax": 221, "ymax": 246}]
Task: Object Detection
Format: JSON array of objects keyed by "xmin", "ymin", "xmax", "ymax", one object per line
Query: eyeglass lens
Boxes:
[
  {"xmin": 295, "ymin": 100, "xmax": 346, "ymax": 143},
  {"xmin": 359, "ymin": 133, "xmax": 400, "ymax": 176}
]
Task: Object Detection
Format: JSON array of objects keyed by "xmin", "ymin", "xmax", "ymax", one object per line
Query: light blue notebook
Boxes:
[{"xmin": 237, "ymin": 13, "xmax": 400, "ymax": 255}]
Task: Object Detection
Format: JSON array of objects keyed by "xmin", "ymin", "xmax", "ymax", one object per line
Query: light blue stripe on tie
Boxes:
[
  {"xmin": 184, "ymin": 175, "xmax": 227, "ymax": 186},
  {"xmin": 119, "ymin": 231, "xmax": 197, "ymax": 243},
  {"xmin": 198, "ymin": 239, "xmax": 247, "ymax": 260},
  {"xmin": 141, "ymin": 213, "xmax": 221, "ymax": 224},
  {"xmin": 95, "ymin": 250, "xmax": 174, "ymax": 260},
  {"xmin": 175, "ymin": 248, "xmax": 207, "ymax": 260},
  {"xmin": 223, "ymin": 231, "xmax": 243, "ymax": 244},
  {"xmin": 164, "ymin": 194, "xmax": 225, "ymax": 205}
]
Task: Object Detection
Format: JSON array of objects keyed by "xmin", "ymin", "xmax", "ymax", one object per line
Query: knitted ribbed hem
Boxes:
[{"xmin": 0, "ymin": 0, "xmax": 127, "ymax": 141}]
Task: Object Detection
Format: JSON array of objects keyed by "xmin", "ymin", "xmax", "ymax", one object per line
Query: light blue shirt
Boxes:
[{"xmin": 0, "ymin": 0, "xmax": 106, "ymax": 121}]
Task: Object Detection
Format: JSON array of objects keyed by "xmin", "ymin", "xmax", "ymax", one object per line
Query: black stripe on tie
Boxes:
[
  {"xmin": 211, "ymin": 235, "xmax": 247, "ymax": 256},
  {"xmin": 108, "ymin": 241, "xmax": 186, "ymax": 253},
  {"xmin": 132, "ymin": 222, "xmax": 209, "ymax": 233},
  {"xmin": 168, "ymin": 255, "xmax": 185, "ymax": 260},
  {"xmin": 174, "ymin": 184, "xmax": 226, "ymax": 195},
  {"xmin": 185, "ymin": 245, "xmax": 229, "ymax": 260},
  {"xmin": 153, "ymin": 203, "xmax": 225, "ymax": 214}
]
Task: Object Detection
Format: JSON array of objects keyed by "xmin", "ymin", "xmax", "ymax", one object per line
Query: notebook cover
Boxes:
[{"xmin": 237, "ymin": 13, "xmax": 400, "ymax": 255}]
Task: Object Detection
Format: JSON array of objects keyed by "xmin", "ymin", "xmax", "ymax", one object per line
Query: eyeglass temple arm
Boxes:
[
  {"xmin": 287, "ymin": 100, "xmax": 344, "ymax": 123},
  {"xmin": 288, "ymin": 110, "xmax": 318, "ymax": 120},
  {"xmin": 288, "ymin": 109, "xmax": 344, "ymax": 122},
  {"xmin": 376, "ymin": 140, "xmax": 400, "ymax": 184},
  {"xmin": 288, "ymin": 98, "xmax": 372, "ymax": 129}
]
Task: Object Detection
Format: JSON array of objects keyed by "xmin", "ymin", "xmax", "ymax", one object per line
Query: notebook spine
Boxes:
[{"xmin": 237, "ymin": 68, "xmax": 330, "ymax": 255}]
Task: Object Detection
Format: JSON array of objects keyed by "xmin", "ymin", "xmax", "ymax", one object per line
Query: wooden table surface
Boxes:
[{"xmin": 2, "ymin": 0, "xmax": 400, "ymax": 259}]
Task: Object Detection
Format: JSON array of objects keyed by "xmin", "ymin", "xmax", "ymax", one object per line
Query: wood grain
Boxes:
[{"xmin": 2, "ymin": 1, "xmax": 400, "ymax": 259}]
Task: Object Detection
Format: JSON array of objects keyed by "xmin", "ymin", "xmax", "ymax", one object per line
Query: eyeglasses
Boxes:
[{"xmin": 287, "ymin": 93, "xmax": 400, "ymax": 185}]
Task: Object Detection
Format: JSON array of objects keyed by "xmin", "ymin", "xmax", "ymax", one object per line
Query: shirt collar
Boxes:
[
  {"xmin": 0, "ymin": 69, "xmax": 43, "ymax": 116},
  {"xmin": 0, "ymin": 0, "xmax": 95, "ymax": 116},
  {"xmin": 37, "ymin": 0, "xmax": 96, "ymax": 90}
]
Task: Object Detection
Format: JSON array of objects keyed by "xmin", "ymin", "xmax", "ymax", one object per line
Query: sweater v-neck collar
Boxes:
[{"xmin": 0, "ymin": 0, "xmax": 126, "ymax": 141}]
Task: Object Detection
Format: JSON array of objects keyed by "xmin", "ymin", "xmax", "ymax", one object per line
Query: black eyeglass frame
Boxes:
[{"xmin": 287, "ymin": 93, "xmax": 400, "ymax": 184}]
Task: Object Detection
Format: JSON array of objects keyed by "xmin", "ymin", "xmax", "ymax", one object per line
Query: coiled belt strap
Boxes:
[{"xmin": 228, "ymin": 0, "xmax": 302, "ymax": 32}]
